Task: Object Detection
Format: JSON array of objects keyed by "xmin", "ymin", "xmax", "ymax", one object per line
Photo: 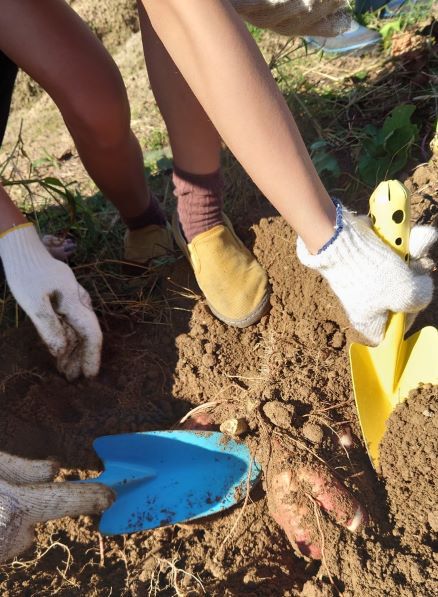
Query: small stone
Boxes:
[
  {"xmin": 220, "ymin": 417, "xmax": 248, "ymax": 437},
  {"xmin": 204, "ymin": 342, "xmax": 215, "ymax": 354},
  {"xmin": 423, "ymin": 409, "xmax": 433, "ymax": 417},
  {"xmin": 302, "ymin": 422, "xmax": 324, "ymax": 444}
]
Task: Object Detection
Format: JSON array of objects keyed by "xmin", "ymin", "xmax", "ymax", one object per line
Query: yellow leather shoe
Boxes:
[
  {"xmin": 172, "ymin": 212, "xmax": 270, "ymax": 327},
  {"xmin": 124, "ymin": 224, "xmax": 174, "ymax": 265}
]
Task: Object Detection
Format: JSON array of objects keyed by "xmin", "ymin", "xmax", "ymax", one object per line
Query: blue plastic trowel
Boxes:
[{"xmin": 87, "ymin": 430, "xmax": 261, "ymax": 535}]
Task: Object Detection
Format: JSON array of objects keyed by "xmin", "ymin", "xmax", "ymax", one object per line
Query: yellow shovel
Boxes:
[{"xmin": 349, "ymin": 180, "xmax": 438, "ymax": 468}]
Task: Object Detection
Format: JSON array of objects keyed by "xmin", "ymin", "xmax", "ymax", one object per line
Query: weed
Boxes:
[
  {"xmin": 310, "ymin": 140, "xmax": 341, "ymax": 183},
  {"xmin": 0, "ymin": 134, "xmax": 176, "ymax": 328},
  {"xmin": 147, "ymin": 129, "xmax": 169, "ymax": 152},
  {"xmin": 360, "ymin": 0, "xmax": 434, "ymax": 50},
  {"xmin": 247, "ymin": 23, "xmax": 264, "ymax": 43},
  {"xmin": 358, "ymin": 104, "xmax": 419, "ymax": 185}
]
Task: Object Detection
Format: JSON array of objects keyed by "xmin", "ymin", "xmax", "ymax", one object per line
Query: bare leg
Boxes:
[
  {"xmin": 137, "ymin": 2, "xmax": 221, "ymax": 175},
  {"xmin": 0, "ymin": 0, "xmax": 149, "ymax": 221},
  {"xmin": 142, "ymin": 0, "xmax": 336, "ymax": 254}
]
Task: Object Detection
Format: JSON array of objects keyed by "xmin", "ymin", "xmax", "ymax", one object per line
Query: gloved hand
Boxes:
[
  {"xmin": 231, "ymin": 0, "xmax": 351, "ymax": 37},
  {"xmin": 296, "ymin": 200, "xmax": 437, "ymax": 346},
  {"xmin": 0, "ymin": 223, "xmax": 102, "ymax": 380},
  {"xmin": 0, "ymin": 451, "xmax": 113, "ymax": 562}
]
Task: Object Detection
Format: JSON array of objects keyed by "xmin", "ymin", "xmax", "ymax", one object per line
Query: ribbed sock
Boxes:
[
  {"xmin": 173, "ymin": 166, "xmax": 224, "ymax": 243},
  {"xmin": 123, "ymin": 194, "xmax": 166, "ymax": 231}
]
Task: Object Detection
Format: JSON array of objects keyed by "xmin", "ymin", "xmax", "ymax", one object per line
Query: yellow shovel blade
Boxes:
[
  {"xmin": 349, "ymin": 179, "xmax": 438, "ymax": 468},
  {"xmin": 350, "ymin": 325, "xmax": 438, "ymax": 468}
]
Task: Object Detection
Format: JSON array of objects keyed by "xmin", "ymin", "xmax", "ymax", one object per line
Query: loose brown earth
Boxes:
[
  {"xmin": 1, "ymin": 4, "xmax": 438, "ymax": 595},
  {"xmin": 0, "ymin": 155, "xmax": 436, "ymax": 595}
]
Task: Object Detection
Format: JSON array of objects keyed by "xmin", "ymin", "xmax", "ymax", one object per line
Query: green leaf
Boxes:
[
  {"xmin": 358, "ymin": 104, "xmax": 419, "ymax": 185},
  {"xmin": 310, "ymin": 141, "xmax": 341, "ymax": 180},
  {"xmin": 354, "ymin": 70, "xmax": 368, "ymax": 81},
  {"xmin": 382, "ymin": 104, "xmax": 417, "ymax": 136},
  {"xmin": 156, "ymin": 156, "xmax": 173, "ymax": 172},
  {"xmin": 42, "ymin": 176, "xmax": 66, "ymax": 188}
]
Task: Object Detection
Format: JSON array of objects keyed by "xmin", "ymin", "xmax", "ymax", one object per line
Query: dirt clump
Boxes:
[
  {"xmin": 381, "ymin": 384, "xmax": 438, "ymax": 559},
  {"xmin": 263, "ymin": 400, "xmax": 295, "ymax": 430},
  {"xmin": 0, "ymin": 158, "xmax": 437, "ymax": 592}
]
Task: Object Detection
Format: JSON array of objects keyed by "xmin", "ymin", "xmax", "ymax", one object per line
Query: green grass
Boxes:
[{"xmin": 1, "ymin": 9, "xmax": 436, "ymax": 327}]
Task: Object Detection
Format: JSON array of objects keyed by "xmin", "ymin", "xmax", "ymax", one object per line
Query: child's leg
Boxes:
[
  {"xmin": 138, "ymin": 3, "xmax": 224, "ymax": 242},
  {"xmin": 137, "ymin": 4, "xmax": 221, "ymax": 176},
  {"xmin": 141, "ymin": 0, "xmax": 336, "ymax": 255},
  {"xmin": 0, "ymin": 0, "xmax": 151, "ymax": 224},
  {"xmin": 137, "ymin": 3, "xmax": 269, "ymax": 327}
]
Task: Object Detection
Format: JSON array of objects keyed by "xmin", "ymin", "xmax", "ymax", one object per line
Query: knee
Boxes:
[{"xmin": 61, "ymin": 73, "xmax": 132, "ymax": 151}]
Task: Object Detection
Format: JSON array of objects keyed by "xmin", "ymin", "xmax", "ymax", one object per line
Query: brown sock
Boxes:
[
  {"xmin": 173, "ymin": 166, "xmax": 224, "ymax": 243},
  {"xmin": 123, "ymin": 193, "xmax": 167, "ymax": 231}
]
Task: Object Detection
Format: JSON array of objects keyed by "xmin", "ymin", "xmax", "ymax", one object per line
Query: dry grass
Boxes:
[{"xmin": 148, "ymin": 555, "xmax": 205, "ymax": 597}]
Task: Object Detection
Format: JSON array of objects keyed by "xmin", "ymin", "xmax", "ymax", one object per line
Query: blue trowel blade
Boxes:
[{"xmin": 88, "ymin": 431, "xmax": 261, "ymax": 535}]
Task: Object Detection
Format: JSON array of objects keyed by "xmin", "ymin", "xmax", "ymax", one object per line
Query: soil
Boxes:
[
  {"xmin": 1, "ymin": 6, "xmax": 438, "ymax": 596},
  {"xmin": 0, "ymin": 156, "xmax": 437, "ymax": 595}
]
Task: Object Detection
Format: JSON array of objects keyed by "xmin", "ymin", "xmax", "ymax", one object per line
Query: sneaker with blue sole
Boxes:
[{"xmin": 305, "ymin": 19, "xmax": 381, "ymax": 54}]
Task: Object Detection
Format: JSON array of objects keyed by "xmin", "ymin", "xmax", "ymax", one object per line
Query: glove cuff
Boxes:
[
  {"xmin": 296, "ymin": 202, "xmax": 389, "ymax": 270},
  {"xmin": 0, "ymin": 223, "xmax": 54, "ymax": 276},
  {"xmin": 317, "ymin": 197, "xmax": 344, "ymax": 254}
]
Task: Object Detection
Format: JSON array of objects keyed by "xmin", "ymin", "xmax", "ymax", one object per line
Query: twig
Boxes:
[{"xmin": 98, "ymin": 533, "xmax": 105, "ymax": 568}]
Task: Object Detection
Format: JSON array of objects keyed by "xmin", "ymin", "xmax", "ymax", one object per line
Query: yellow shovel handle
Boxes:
[
  {"xmin": 369, "ymin": 180, "xmax": 410, "ymax": 259},
  {"xmin": 368, "ymin": 181, "xmax": 411, "ymax": 383}
]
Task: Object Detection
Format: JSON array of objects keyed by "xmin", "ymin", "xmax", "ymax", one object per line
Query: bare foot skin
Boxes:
[
  {"xmin": 41, "ymin": 234, "xmax": 77, "ymax": 261},
  {"xmin": 267, "ymin": 461, "xmax": 366, "ymax": 559}
]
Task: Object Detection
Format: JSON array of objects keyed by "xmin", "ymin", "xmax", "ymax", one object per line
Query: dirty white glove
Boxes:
[
  {"xmin": 0, "ymin": 451, "xmax": 113, "ymax": 562},
  {"xmin": 0, "ymin": 223, "xmax": 102, "ymax": 380},
  {"xmin": 296, "ymin": 201, "xmax": 436, "ymax": 345},
  {"xmin": 231, "ymin": 0, "xmax": 351, "ymax": 37}
]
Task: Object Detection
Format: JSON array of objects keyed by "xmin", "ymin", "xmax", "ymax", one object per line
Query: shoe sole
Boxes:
[{"xmin": 171, "ymin": 211, "xmax": 271, "ymax": 328}]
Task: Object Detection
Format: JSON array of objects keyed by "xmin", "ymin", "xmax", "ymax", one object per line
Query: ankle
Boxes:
[
  {"xmin": 173, "ymin": 166, "xmax": 224, "ymax": 243},
  {"xmin": 123, "ymin": 194, "xmax": 167, "ymax": 231}
]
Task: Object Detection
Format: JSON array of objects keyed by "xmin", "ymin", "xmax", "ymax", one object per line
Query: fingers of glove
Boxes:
[
  {"xmin": 351, "ymin": 311, "xmax": 388, "ymax": 346},
  {"xmin": 405, "ymin": 311, "xmax": 418, "ymax": 334},
  {"xmin": 57, "ymin": 349, "xmax": 82, "ymax": 382},
  {"xmin": 21, "ymin": 482, "xmax": 114, "ymax": 525},
  {"xmin": 55, "ymin": 322, "xmax": 82, "ymax": 382},
  {"xmin": 409, "ymin": 225, "xmax": 438, "ymax": 261},
  {"xmin": 0, "ymin": 452, "xmax": 59, "ymax": 484},
  {"xmin": 57, "ymin": 285, "xmax": 103, "ymax": 378},
  {"xmin": 0, "ymin": 491, "xmax": 35, "ymax": 563},
  {"xmin": 31, "ymin": 295, "xmax": 75, "ymax": 359},
  {"xmin": 410, "ymin": 256, "xmax": 435, "ymax": 274},
  {"xmin": 388, "ymin": 270, "xmax": 433, "ymax": 314}
]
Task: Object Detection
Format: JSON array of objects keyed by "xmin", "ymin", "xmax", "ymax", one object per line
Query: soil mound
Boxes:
[{"xmin": 0, "ymin": 194, "xmax": 436, "ymax": 593}]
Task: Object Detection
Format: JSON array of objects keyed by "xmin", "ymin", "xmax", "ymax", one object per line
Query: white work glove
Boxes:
[
  {"xmin": 296, "ymin": 202, "xmax": 437, "ymax": 346},
  {"xmin": 0, "ymin": 451, "xmax": 113, "ymax": 562},
  {"xmin": 0, "ymin": 223, "xmax": 102, "ymax": 380},
  {"xmin": 231, "ymin": 0, "xmax": 351, "ymax": 37}
]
